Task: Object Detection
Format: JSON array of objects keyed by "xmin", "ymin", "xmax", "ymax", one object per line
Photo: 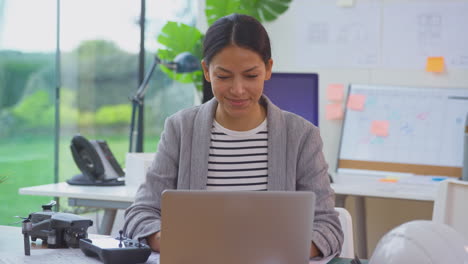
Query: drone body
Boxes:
[{"xmin": 21, "ymin": 201, "xmax": 93, "ymax": 255}]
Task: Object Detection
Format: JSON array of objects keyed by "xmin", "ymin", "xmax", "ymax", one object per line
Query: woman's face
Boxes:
[{"xmin": 202, "ymin": 45, "xmax": 273, "ymax": 122}]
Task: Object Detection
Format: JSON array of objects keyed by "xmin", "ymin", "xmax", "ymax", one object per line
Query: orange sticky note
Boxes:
[
  {"xmin": 327, "ymin": 84, "xmax": 345, "ymax": 101},
  {"xmin": 426, "ymin": 57, "xmax": 444, "ymax": 73},
  {"xmin": 325, "ymin": 103, "xmax": 344, "ymax": 120},
  {"xmin": 371, "ymin": 120, "xmax": 390, "ymax": 137},
  {"xmin": 347, "ymin": 94, "xmax": 366, "ymax": 111},
  {"xmin": 379, "ymin": 178, "xmax": 398, "ymax": 183}
]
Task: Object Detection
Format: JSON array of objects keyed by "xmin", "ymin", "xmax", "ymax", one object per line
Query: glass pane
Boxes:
[
  {"xmin": 143, "ymin": 0, "xmax": 199, "ymax": 152},
  {"xmin": 59, "ymin": 0, "xmax": 141, "ymax": 187},
  {"xmin": 0, "ymin": 0, "xmax": 57, "ymax": 224}
]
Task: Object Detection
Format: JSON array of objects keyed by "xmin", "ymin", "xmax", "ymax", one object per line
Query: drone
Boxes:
[{"xmin": 18, "ymin": 200, "xmax": 93, "ymax": 256}]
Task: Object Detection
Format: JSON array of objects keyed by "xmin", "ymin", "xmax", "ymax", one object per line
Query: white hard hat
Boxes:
[{"xmin": 369, "ymin": 220, "xmax": 468, "ymax": 264}]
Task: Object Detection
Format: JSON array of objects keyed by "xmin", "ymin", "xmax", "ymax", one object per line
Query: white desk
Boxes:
[
  {"xmin": 0, "ymin": 225, "xmax": 346, "ymax": 264},
  {"xmin": 331, "ymin": 173, "xmax": 441, "ymax": 258},
  {"xmin": 0, "ymin": 225, "xmax": 162, "ymax": 264},
  {"xmin": 19, "ymin": 183, "xmax": 137, "ymax": 235},
  {"xmin": 19, "ymin": 175, "xmax": 442, "ymax": 258},
  {"xmin": 0, "ymin": 225, "xmax": 101, "ymax": 264},
  {"xmin": 332, "ymin": 174, "xmax": 438, "ymax": 201}
]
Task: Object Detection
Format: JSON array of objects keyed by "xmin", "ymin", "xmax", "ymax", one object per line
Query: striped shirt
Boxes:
[{"xmin": 207, "ymin": 119, "xmax": 268, "ymax": 191}]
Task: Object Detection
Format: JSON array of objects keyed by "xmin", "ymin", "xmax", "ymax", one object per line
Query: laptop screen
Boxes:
[{"xmin": 160, "ymin": 190, "xmax": 315, "ymax": 264}]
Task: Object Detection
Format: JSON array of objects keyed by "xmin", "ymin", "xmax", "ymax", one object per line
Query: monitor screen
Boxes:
[{"xmin": 263, "ymin": 73, "xmax": 319, "ymax": 126}]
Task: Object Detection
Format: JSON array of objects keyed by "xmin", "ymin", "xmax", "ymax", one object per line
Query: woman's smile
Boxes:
[{"xmin": 226, "ymin": 98, "xmax": 249, "ymax": 107}]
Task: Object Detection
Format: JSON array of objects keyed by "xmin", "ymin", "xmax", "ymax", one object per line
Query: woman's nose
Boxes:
[{"xmin": 230, "ymin": 78, "xmax": 245, "ymax": 95}]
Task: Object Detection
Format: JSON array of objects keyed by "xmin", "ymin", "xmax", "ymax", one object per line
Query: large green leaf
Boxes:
[
  {"xmin": 242, "ymin": 0, "xmax": 292, "ymax": 22},
  {"xmin": 205, "ymin": 0, "xmax": 245, "ymax": 26},
  {"xmin": 156, "ymin": 22, "xmax": 203, "ymax": 90},
  {"xmin": 206, "ymin": 0, "xmax": 292, "ymax": 25}
]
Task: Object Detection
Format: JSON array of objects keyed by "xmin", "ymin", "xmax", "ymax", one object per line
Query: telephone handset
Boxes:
[{"xmin": 67, "ymin": 135, "xmax": 125, "ymax": 186}]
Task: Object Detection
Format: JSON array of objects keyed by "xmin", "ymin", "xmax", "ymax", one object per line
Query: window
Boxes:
[
  {"xmin": 0, "ymin": 0, "xmax": 57, "ymax": 224},
  {"xmin": 0, "ymin": 0, "xmax": 198, "ymax": 225},
  {"xmin": 59, "ymin": 0, "xmax": 142, "ymax": 184}
]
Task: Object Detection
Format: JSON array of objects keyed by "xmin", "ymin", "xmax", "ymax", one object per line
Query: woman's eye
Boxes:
[
  {"xmin": 217, "ymin": 75, "xmax": 229, "ymax": 79},
  {"xmin": 247, "ymin": 75, "xmax": 258, "ymax": 78}
]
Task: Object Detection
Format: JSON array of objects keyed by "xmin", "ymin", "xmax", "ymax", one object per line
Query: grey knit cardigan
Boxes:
[{"xmin": 123, "ymin": 95, "xmax": 343, "ymax": 257}]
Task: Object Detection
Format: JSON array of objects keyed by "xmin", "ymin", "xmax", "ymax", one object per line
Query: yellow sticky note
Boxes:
[
  {"xmin": 327, "ymin": 84, "xmax": 345, "ymax": 101},
  {"xmin": 325, "ymin": 103, "xmax": 344, "ymax": 120},
  {"xmin": 347, "ymin": 94, "xmax": 366, "ymax": 111},
  {"xmin": 426, "ymin": 57, "xmax": 445, "ymax": 73},
  {"xmin": 371, "ymin": 120, "xmax": 390, "ymax": 137}
]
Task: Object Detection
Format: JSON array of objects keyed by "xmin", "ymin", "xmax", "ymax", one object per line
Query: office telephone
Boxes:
[{"xmin": 67, "ymin": 135, "xmax": 125, "ymax": 186}]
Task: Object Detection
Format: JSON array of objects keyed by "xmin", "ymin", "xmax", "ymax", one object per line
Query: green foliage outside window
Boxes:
[
  {"xmin": 95, "ymin": 104, "xmax": 131, "ymax": 126},
  {"xmin": 0, "ymin": 52, "xmax": 53, "ymax": 109},
  {"xmin": 11, "ymin": 90, "xmax": 55, "ymax": 128}
]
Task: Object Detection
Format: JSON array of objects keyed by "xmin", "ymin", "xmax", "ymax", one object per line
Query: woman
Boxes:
[{"xmin": 123, "ymin": 13, "xmax": 343, "ymax": 258}]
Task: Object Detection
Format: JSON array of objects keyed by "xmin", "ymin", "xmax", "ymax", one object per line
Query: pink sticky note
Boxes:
[
  {"xmin": 371, "ymin": 120, "xmax": 390, "ymax": 137},
  {"xmin": 347, "ymin": 94, "xmax": 366, "ymax": 111},
  {"xmin": 325, "ymin": 103, "xmax": 344, "ymax": 120},
  {"xmin": 327, "ymin": 84, "xmax": 345, "ymax": 101}
]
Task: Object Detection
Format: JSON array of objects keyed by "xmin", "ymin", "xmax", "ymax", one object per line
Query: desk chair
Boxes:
[
  {"xmin": 432, "ymin": 179, "xmax": 468, "ymax": 239},
  {"xmin": 335, "ymin": 207, "xmax": 355, "ymax": 258}
]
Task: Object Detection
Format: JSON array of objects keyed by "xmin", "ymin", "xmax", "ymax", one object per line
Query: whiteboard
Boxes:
[{"xmin": 337, "ymin": 84, "xmax": 468, "ymax": 177}]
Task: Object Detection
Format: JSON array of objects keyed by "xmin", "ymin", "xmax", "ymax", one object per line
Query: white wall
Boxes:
[
  {"xmin": 263, "ymin": 0, "xmax": 468, "ymax": 171},
  {"xmin": 263, "ymin": 0, "xmax": 468, "ymax": 256},
  {"xmin": 197, "ymin": 0, "xmax": 468, "ymax": 257}
]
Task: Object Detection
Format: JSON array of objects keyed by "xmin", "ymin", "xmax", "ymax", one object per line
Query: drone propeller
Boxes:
[
  {"xmin": 10, "ymin": 216, "xmax": 30, "ymax": 225},
  {"xmin": 42, "ymin": 200, "xmax": 57, "ymax": 211}
]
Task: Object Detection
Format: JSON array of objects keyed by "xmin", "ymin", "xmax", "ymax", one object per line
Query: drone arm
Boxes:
[
  {"xmin": 22, "ymin": 220, "xmax": 32, "ymax": 256},
  {"xmin": 23, "ymin": 233, "xmax": 30, "ymax": 256},
  {"xmin": 32, "ymin": 219, "xmax": 53, "ymax": 235}
]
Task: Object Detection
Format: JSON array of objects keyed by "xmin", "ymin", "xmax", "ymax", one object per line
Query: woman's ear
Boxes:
[
  {"xmin": 201, "ymin": 60, "xmax": 211, "ymax": 82},
  {"xmin": 264, "ymin": 59, "xmax": 273, "ymax": 81}
]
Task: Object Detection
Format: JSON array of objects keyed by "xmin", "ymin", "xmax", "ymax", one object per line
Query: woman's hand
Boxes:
[
  {"xmin": 310, "ymin": 242, "xmax": 322, "ymax": 258},
  {"xmin": 147, "ymin": 231, "xmax": 162, "ymax": 252}
]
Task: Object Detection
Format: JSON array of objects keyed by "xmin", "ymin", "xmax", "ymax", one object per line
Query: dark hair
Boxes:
[{"xmin": 202, "ymin": 14, "xmax": 272, "ymax": 103}]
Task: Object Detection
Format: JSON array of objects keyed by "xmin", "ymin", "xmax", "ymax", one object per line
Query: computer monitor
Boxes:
[{"xmin": 263, "ymin": 73, "xmax": 319, "ymax": 126}]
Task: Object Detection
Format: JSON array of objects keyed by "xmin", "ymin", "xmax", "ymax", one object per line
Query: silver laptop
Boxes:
[{"xmin": 160, "ymin": 190, "xmax": 315, "ymax": 264}]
